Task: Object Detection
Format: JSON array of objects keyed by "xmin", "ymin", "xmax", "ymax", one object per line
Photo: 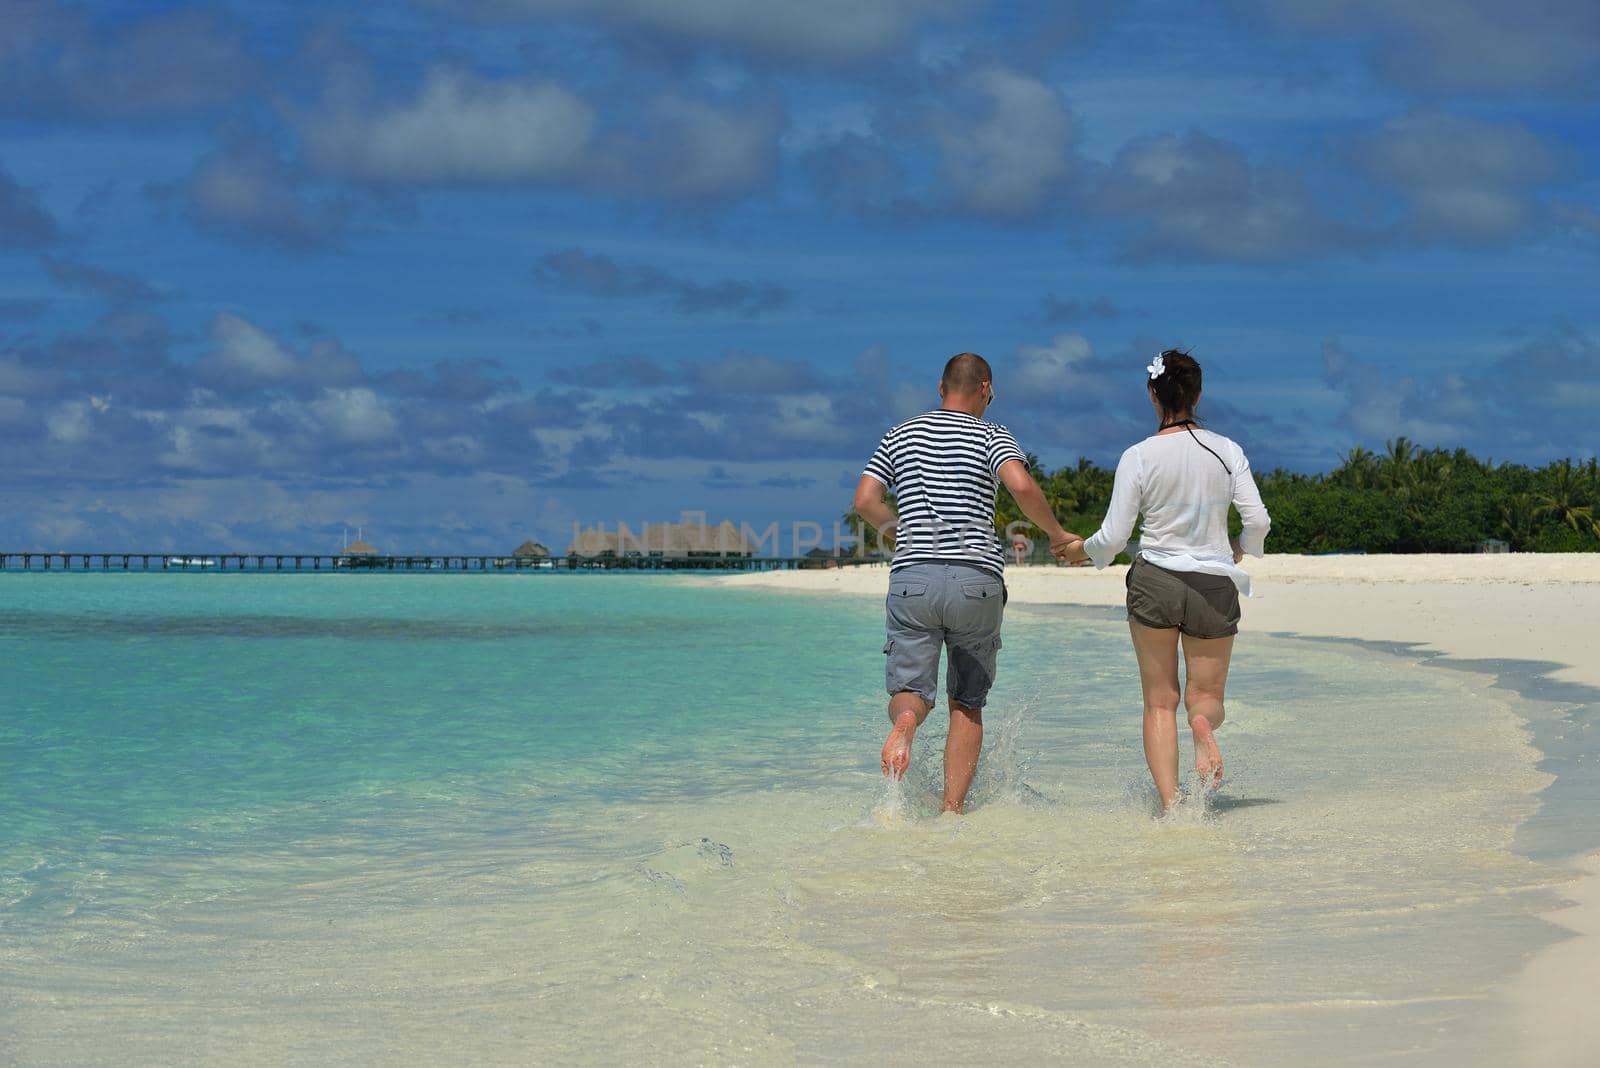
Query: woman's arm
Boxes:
[
  {"xmin": 1231, "ymin": 451, "xmax": 1271, "ymax": 558},
  {"xmin": 1082, "ymin": 447, "xmax": 1142, "ymax": 569}
]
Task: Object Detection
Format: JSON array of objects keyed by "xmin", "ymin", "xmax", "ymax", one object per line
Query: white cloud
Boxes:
[
  {"xmin": 304, "ymin": 68, "xmax": 594, "ymax": 185},
  {"xmin": 804, "ymin": 63, "xmax": 1078, "ymax": 223},
  {"xmin": 1243, "ymin": 0, "xmax": 1600, "ymax": 94},
  {"xmin": 46, "ymin": 400, "xmax": 93, "ymax": 444},
  {"xmin": 891, "ymin": 381, "xmax": 930, "ymax": 421},
  {"xmin": 422, "ymin": 434, "xmax": 487, "ymax": 465},
  {"xmin": 0, "ymin": 4, "xmax": 258, "ymax": 120},
  {"xmin": 298, "ymin": 66, "xmax": 781, "ymax": 206},
  {"xmin": 1322, "ymin": 332, "xmax": 1600, "ymax": 455},
  {"xmin": 310, "ymin": 387, "xmax": 399, "ymax": 445},
  {"xmin": 930, "ymin": 67, "xmax": 1076, "ymax": 220},
  {"xmin": 772, "ymin": 393, "xmax": 843, "ymax": 442},
  {"xmin": 1013, "ymin": 334, "xmax": 1094, "ymax": 394},
  {"xmin": 1095, "ymin": 130, "xmax": 1354, "ymax": 261},
  {"xmin": 1407, "ymin": 189, "xmax": 1529, "ymax": 243},
  {"xmin": 155, "ymin": 394, "xmax": 276, "ymax": 471},
  {"xmin": 184, "ymin": 138, "xmax": 349, "ymax": 252},
  {"xmin": 1350, "ymin": 110, "xmax": 1561, "ymax": 245},
  {"xmin": 604, "ymin": 94, "xmax": 782, "ymax": 202},
  {"xmin": 690, "ymin": 351, "xmax": 817, "ymax": 393},
  {"xmin": 208, "ymin": 312, "xmax": 299, "ymax": 383},
  {"xmin": 28, "ymin": 514, "xmax": 91, "ymax": 546},
  {"xmin": 422, "ymin": 0, "xmax": 978, "ymax": 64}
]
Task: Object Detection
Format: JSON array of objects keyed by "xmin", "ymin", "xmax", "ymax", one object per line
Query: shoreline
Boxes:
[{"xmin": 712, "ymin": 553, "xmax": 1600, "ymax": 1064}]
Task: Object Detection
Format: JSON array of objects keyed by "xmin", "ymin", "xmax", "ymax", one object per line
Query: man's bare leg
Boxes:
[
  {"xmin": 942, "ymin": 700, "xmax": 983, "ymax": 813},
  {"xmin": 1129, "ymin": 620, "xmax": 1183, "ymax": 810},
  {"xmin": 881, "ymin": 690, "xmax": 933, "ymax": 779},
  {"xmin": 1181, "ymin": 632, "xmax": 1234, "ymax": 790}
]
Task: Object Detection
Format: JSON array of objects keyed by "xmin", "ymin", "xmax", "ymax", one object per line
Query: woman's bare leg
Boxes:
[
  {"xmin": 1180, "ymin": 632, "xmax": 1234, "ymax": 789},
  {"xmin": 1129, "ymin": 621, "xmax": 1182, "ymax": 809}
]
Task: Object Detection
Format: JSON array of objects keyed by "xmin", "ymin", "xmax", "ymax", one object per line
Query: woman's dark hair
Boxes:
[
  {"xmin": 1149, "ymin": 349, "xmax": 1202, "ymax": 421},
  {"xmin": 1150, "ymin": 348, "xmax": 1232, "ymax": 473}
]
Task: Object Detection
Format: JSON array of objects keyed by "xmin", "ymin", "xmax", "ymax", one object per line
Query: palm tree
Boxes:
[
  {"xmin": 1062, "ymin": 456, "xmax": 1114, "ymax": 512},
  {"xmin": 1534, "ymin": 460, "xmax": 1599, "ymax": 536},
  {"xmin": 1334, "ymin": 445, "xmax": 1380, "ymax": 490},
  {"xmin": 1377, "ymin": 439, "xmax": 1454, "ymax": 535},
  {"xmin": 1412, "ymin": 449, "xmax": 1454, "ymax": 494},
  {"xmin": 1041, "ymin": 467, "xmax": 1081, "ymax": 517},
  {"xmin": 1452, "ymin": 447, "xmax": 1486, "ymax": 476},
  {"xmin": 1377, "ymin": 437, "xmax": 1418, "ymax": 493},
  {"xmin": 1499, "ymin": 493, "xmax": 1540, "ymax": 550}
]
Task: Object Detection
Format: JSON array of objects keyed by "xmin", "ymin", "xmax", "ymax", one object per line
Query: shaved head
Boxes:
[{"xmin": 941, "ymin": 352, "xmax": 992, "ymax": 395}]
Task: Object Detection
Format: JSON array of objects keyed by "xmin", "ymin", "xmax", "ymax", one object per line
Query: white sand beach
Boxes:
[{"xmin": 714, "ymin": 553, "xmax": 1600, "ymax": 1065}]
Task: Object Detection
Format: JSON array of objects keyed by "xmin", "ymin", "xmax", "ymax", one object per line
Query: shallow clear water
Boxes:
[{"xmin": 0, "ymin": 574, "xmax": 1579, "ymax": 1064}]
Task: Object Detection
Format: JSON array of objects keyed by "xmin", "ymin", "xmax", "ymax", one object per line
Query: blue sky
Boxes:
[{"xmin": 1, "ymin": 0, "xmax": 1596, "ymax": 553}]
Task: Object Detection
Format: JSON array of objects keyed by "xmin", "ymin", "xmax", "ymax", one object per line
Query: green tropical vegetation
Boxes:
[
  {"xmin": 849, "ymin": 441, "xmax": 1600, "ymax": 555},
  {"xmin": 990, "ymin": 440, "xmax": 1600, "ymax": 554}
]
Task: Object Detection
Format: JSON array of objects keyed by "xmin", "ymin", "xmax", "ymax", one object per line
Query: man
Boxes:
[{"xmin": 853, "ymin": 352, "xmax": 1081, "ymax": 813}]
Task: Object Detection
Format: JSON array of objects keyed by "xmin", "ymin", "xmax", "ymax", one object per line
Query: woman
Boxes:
[{"xmin": 1063, "ymin": 350, "xmax": 1270, "ymax": 811}]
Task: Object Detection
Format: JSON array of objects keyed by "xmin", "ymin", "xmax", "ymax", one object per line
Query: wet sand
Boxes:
[{"xmin": 714, "ymin": 553, "xmax": 1600, "ymax": 1065}]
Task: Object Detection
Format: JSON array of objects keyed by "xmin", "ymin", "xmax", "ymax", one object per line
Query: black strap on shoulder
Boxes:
[{"xmin": 1160, "ymin": 420, "xmax": 1232, "ymax": 475}]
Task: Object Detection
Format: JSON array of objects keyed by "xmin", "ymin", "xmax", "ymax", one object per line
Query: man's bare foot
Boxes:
[
  {"xmin": 881, "ymin": 711, "xmax": 917, "ymax": 779},
  {"xmin": 1190, "ymin": 713, "xmax": 1223, "ymax": 790}
]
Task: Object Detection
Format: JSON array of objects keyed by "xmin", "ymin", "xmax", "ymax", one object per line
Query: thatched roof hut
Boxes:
[
  {"xmin": 341, "ymin": 539, "xmax": 379, "ymax": 556},
  {"xmin": 567, "ymin": 518, "xmax": 756, "ymax": 558},
  {"xmin": 512, "ymin": 540, "xmax": 551, "ymax": 558}
]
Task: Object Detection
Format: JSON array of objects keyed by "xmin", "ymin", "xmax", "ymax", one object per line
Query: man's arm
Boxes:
[
  {"xmin": 997, "ymin": 460, "xmax": 1084, "ymax": 560},
  {"xmin": 852, "ymin": 475, "xmax": 898, "ymax": 547}
]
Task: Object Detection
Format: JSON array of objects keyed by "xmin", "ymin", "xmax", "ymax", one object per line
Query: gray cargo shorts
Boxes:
[{"xmin": 883, "ymin": 561, "xmax": 1006, "ymax": 710}]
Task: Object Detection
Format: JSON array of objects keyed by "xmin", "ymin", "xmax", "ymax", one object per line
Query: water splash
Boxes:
[
  {"xmin": 865, "ymin": 775, "xmax": 909, "ymax": 826},
  {"xmin": 973, "ymin": 686, "xmax": 1038, "ymax": 806}
]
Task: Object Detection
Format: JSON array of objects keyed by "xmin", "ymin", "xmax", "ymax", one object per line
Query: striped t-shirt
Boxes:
[{"xmin": 862, "ymin": 409, "xmax": 1026, "ymax": 576}]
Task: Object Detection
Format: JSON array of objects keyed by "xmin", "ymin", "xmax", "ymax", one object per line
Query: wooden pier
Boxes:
[{"xmin": 0, "ymin": 552, "xmax": 882, "ymax": 573}]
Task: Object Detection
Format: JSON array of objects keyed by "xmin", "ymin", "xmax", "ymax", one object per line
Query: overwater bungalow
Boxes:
[
  {"xmin": 500, "ymin": 540, "xmax": 554, "ymax": 569},
  {"xmin": 336, "ymin": 537, "xmax": 382, "ymax": 569}
]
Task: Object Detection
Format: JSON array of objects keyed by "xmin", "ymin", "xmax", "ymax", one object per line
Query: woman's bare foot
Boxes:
[
  {"xmin": 1190, "ymin": 713, "xmax": 1223, "ymax": 790},
  {"xmin": 881, "ymin": 711, "xmax": 918, "ymax": 779}
]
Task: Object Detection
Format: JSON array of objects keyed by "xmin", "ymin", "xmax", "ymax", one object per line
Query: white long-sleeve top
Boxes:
[{"xmin": 1083, "ymin": 428, "xmax": 1271, "ymax": 595}]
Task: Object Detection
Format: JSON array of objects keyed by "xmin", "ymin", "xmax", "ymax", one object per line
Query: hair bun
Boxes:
[{"xmin": 1148, "ymin": 349, "xmax": 1203, "ymax": 417}]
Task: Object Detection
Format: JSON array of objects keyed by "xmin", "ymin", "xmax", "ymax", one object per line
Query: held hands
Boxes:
[{"xmin": 1049, "ymin": 532, "xmax": 1089, "ymax": 565}]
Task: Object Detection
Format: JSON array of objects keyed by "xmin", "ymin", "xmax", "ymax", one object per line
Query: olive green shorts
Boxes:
[{"xmin": 1125, "ymin": 556, "xmax": 1240, "ymax": 639}]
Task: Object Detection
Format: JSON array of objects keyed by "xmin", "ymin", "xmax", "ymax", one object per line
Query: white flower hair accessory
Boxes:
[{"xmin": 1146, "ymin": 352, "xmax": 1166, "ymax": 379}]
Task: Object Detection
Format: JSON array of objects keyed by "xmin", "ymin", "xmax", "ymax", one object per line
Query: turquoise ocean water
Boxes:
[{"xmin": 0, "ymin": 574, "xmax": 1588, "ymax": 1064}]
